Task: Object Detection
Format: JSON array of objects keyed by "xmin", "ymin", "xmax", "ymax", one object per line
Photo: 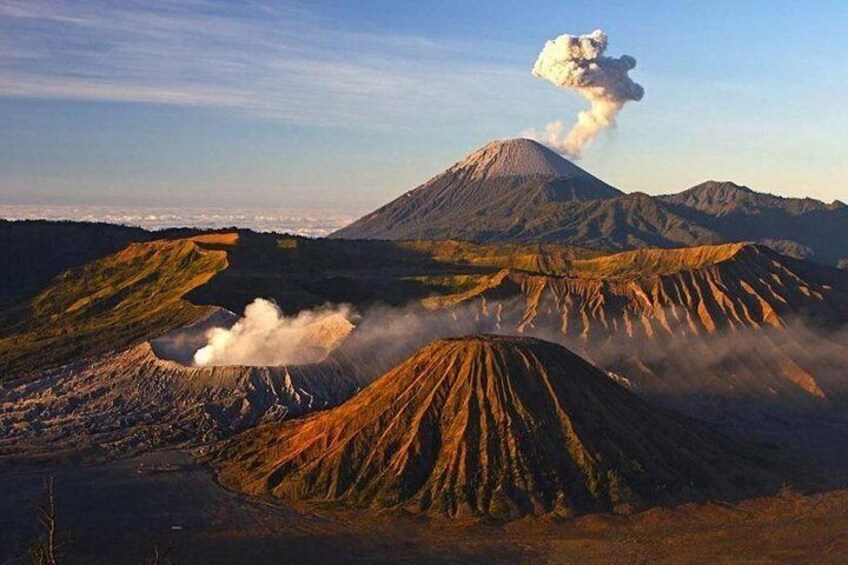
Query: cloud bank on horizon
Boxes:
[
  {"xmin": 528, "ymin": 29, "xmax": 644, "ymax": 159},
  {"xmin": 0, "ymin": 204, "xmax": 356, "ymax": 237}
]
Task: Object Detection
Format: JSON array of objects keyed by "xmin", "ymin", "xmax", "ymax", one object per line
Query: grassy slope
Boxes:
[
  {"xmin": 0, "ymin": 234, "xmax": 233, "ymax": 381},
  {"xmin": 0, "ymin": 220, "xmax": 150, "ymax": 303}
]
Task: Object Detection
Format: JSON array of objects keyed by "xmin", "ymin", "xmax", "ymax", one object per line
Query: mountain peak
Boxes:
[
  {"xmin": 451, "ymin": 138, "xmax": 589, "ymax": 181},
  {"xmin": 330, "ymin": 138, "xmax": 622, "ymax": 241},
  {"xmin": 213, "ymin": 335, "xmax": 778, "ymax": 519},
  {"xmin": 663, "ymin": 180, "xmax": 837, "ymax": 217},
  {"xmin": 690, "ymin": 180, "xmax": 755, "ymax": 195}
]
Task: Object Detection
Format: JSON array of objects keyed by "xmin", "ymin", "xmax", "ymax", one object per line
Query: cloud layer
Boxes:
[
  {"xmin": 0, "ymin": 1, "xmax": 525, "ymax": 129},
  {"xmin": 0, "ymin": 204, "xmax": 355, "ymax": 237}
]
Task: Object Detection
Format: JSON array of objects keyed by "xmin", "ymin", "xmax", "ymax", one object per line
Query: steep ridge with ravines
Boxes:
[
  {"xmin": 2, "ymin": 233, "xmax": 846, "ymax": 461},
  {"xmin": 213, "ymin": 336, "xmax": 782, "ymax": 519},
  {"xmin": 426, "ymin": 243, "xmax": 848, "ymax": 417}
]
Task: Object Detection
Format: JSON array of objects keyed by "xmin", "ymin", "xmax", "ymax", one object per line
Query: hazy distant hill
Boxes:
[
  {"xmin": 659, "ymin": 180, "xmax": 848, "ymax": 265},
  {"xmin": 332, "ymin": 139, "xmax": 848, "ymax": 267}
]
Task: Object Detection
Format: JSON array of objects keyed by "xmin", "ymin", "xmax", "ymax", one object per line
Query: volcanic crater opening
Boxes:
[{"xmin": 151, "ymin": 298, "xmax": 355, "ymax": 368}]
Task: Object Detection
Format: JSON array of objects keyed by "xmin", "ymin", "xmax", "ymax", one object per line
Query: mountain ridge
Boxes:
[
  {"xmin": 660, "ymin": 180, "xmax": 846, "ymax": 216},
  {"xmin": 331, "ymin": 139, "xmax": 848, "ymax": 267},
  {"xmin": 3, "ymin": 230, "xmax": 845, "ymax": 425}
]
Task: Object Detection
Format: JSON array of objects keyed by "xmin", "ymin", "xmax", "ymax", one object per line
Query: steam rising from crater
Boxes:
[
  {"xmin": 193, "ymin": 298, "xmax": 354, "ymax": 367},
  {"xmin": 529, "ymin": 29, "xmax": 644, "ymax": 158}
]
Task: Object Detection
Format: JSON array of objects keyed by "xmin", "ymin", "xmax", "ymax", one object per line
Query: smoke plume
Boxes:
[
  {"xmin": 530, "ymin": 29, "xmax": 644, "ymax": 158},
  {"xmin": 193, "ymin": 298, "xmax": 354, "ymax": 367},
  {"xmin": 187, "ymin": 294, "xmax": 847, "ymax": 425}
]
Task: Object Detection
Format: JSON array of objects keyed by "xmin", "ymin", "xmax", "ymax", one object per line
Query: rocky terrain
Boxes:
[
  {"xmin": 0, "ymin": 338, "xmax": 373, "ymax": 463},
  {"xmin": 2, "ymin": 231, "xmax": 846, "ymax": 465},
  {"xmin": 189, "ymin": 235, "xmax": 848, "ymax": 422},
  {"xmin": 0, "ymin": 215, "xmax": 846, "ymax": 560}
]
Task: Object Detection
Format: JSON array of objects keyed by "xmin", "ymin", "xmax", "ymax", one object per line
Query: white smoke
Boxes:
[
  {"xmin": 193, "ymin": 298, "xmax": 354, "ymax": 367},
  {"xmin": 529, "ymin": 29, "xmax": 644, "ymax": 158}
]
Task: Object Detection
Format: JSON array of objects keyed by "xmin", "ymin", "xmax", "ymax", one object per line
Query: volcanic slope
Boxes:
[
  {"xmin": 0, "ymin": 231, "xmax": 607, "ymax": 383},
  {"xmin": 330, "ymin": 139, "xmax": 722, "ymax": 248},
  {"xmin": 330, "ymin": 138, "xmax": 623, "ymax": 241},
  {"xmin": 214, "ymin": 336, "xmax": 779, "ymax": 519},
  {"xmin": 8, "ymin": 230, "xmax": 844, "ymax": 419},
  {"xmin": 0, "ymin": 335, "xmax": 369, "ymax": 461}
]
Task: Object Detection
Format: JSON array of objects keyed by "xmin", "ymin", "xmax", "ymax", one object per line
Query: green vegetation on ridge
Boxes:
[{"xmin": 0, "ymin": 236, "xmax": 230, "ymax": 380}]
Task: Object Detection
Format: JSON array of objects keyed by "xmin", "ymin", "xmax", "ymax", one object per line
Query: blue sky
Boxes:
[{"xmin": 0, "ymin": 0, "xmax": 845, "ymax": 210}]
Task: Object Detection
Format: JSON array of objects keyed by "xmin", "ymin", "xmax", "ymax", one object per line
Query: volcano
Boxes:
[
  {"xmin": 213, "ymin": 335, "xmax": 778, "ymax": 519},
  {"xmin": 329, "ymin": 138, "xmax": 719, "ymax": 248},
  {"xmin": 330, "ymin": 138, "xmax": 622, "ymax": 241},
  {"xmin": 331, "ymin": 139, "xmax": 848, "ymax": 268}
]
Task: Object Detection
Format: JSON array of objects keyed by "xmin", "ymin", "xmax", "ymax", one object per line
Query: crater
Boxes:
[
  {"xmin": 150, "ymin": 307, "xmax": 238, "ymax": 366},
  {"xmin": 150, "ymin": 302, "xmax": 355, "ymax": 368}
]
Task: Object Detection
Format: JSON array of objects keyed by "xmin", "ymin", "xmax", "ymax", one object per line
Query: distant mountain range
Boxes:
[{"xmin": 331, "ymin": 139, "xmax": 848, "ymax": 267}]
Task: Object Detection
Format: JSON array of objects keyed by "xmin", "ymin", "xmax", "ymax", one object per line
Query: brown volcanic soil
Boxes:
[
  {"xmin": 187, "ymin": 234, "xmax": 847, "ymax": 421},
  {"xmin": 3, "ymin": 237, "xmax": 845, "ymax": 466},
  {"xmin": 213, "ymin": 336, "xmax": 781, "ymax": 519}
]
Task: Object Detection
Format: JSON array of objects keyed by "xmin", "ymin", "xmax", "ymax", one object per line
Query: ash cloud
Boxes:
[
  {"xmin": 529, "ymin": 29, "xmax": 644, "ymax": 159},
  {"xmin": 193, "ymin": 298, "xmax": 354, "ymax": 367}
]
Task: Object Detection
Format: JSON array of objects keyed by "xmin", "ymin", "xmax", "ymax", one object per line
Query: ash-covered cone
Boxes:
[{"xmin": 212, "ymin": 335, "xmax": 780, "ymax": 519}]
